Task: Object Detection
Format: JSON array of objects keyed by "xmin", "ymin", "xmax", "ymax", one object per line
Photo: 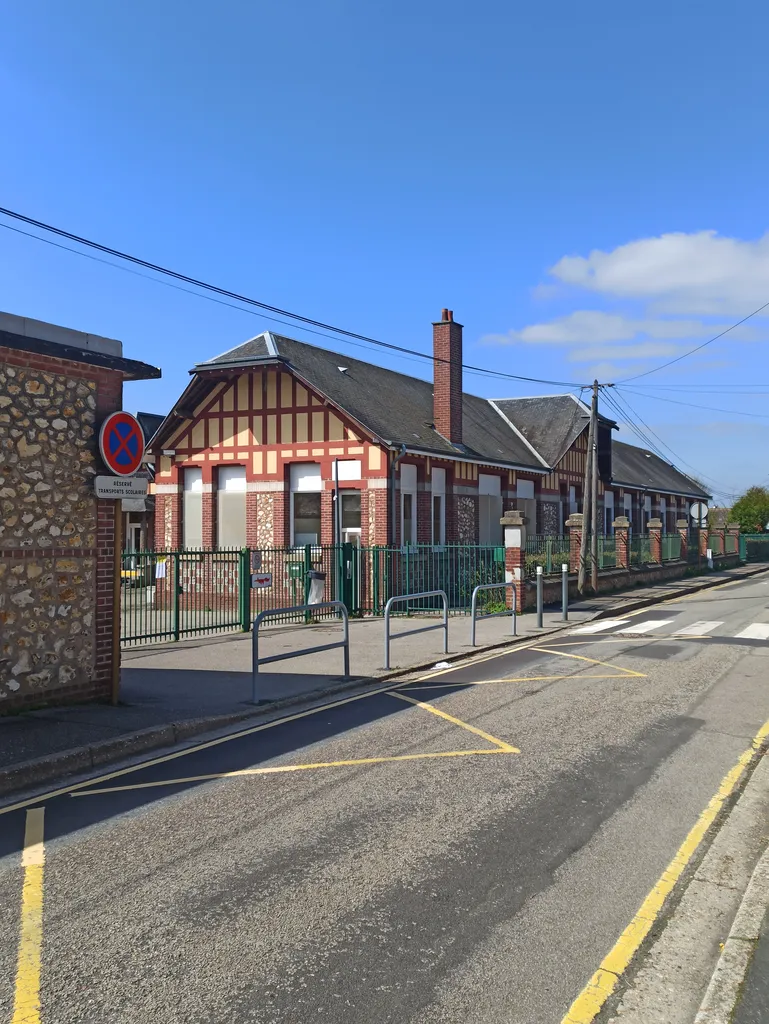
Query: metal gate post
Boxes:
[
  {"xmin": 172, "ymin": 551, "xmax": 180, "ymax": 642},
  {"xmin": 561, "ymin": 563, "xmax": 569, "ymax": 621},
  {"xmin": 536, "ymin": 565, "xmax": 544, "ymax": 628},
  {"xmin": 239, "ymin": 548, "xmax": 251, "ymax": 631}
]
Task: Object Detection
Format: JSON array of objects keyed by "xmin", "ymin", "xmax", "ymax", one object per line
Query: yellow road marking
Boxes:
[
  {"xmin": 407, "ymin": 674, "xmax": 641, "ymax": 689},
  {"xmin": 562, "ymin": 716, "xmax": 769, "ymax": 1024},
  {"xmin": 415, "ymin": 634, "xmax": 557, "ymax": 681},
  {"xmin": 12, "ymin": 808, "xmax": 45, "ymax": 1024},
  {"xmin": 0, "ymin": 684, "xmax": 399, "ymax": 816},
  {"xmin": 386, "ymin": 690, "xmax": 519, "ymax": 752},
  {"xmin": 71, "ymin": 748, "xmax": 514, "ymax": 796},
  {"xmin": 532, "ymin": 647, "xmax": 647, "ymax": 678}
]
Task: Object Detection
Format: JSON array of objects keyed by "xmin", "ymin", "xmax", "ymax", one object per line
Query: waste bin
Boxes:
[{"xmin": 307, "ymin": 569, "xmax": 326, "ymax": 605}]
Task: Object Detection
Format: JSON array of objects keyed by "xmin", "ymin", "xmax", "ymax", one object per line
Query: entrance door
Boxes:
[{"xmin": 339, "ymin": 492, "xmax": 362, "ymax": 611}]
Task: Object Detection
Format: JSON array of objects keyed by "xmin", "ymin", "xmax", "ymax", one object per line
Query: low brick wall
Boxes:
[{"xmin": 524, "ymin": 559, "xmax": 708, "ymax": 611}]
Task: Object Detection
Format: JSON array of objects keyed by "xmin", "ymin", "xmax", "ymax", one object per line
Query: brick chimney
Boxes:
[{"xmin": 433, "ymin": 308, "xmax": 463, "ymax": 444}]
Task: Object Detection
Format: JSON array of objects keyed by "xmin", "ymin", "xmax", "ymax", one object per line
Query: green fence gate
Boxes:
[{"xmin": 120, "ymin": 544, "xmax": 508, "ymax": 646}]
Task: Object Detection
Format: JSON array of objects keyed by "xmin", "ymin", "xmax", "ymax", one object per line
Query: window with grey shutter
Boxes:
[
  {"xmin": 183, "ymin": 468, "xmax": 203, "ymax": 550},
  {"xmin": 217, "ymin": 466, "xmax": 247, "ymax": 549}
]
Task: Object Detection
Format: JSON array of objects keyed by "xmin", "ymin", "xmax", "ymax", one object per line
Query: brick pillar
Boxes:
[
  {"xmin": 246, "ymin": 491, "xmax": 258, "ymax": 548},
  {"xmin": 417, "ymin": 490, "xmax": 431, "ymax": 545},
  {"xmin": 500, "ymin": 509, "xmax": 525, "ymax": 613},
  {"xmin": 613, "ymin": 516, "xmax": 630, "ymax": 569},
  {"xmin": 566, "ymin": 513, "xmax": 583, "ymax": 573},
  {"xmin": 700, "ymin": 526, "xmax": 709, "ymax": 557},
  {"xmin": 676, "ymin": 519, "xmax": 689, "ymax": 561},
  {"xmin": 648, "ymin": 518, "xmax": 662, "ymax": 563},
  {"xmin": 202, "ymin": 487, "xmax": 215, "ymax": 548},
  {"xmin": 321, "ymin": 489, "xmax": 334, "ymax": 545},
  {"xmin": 728, "ymin": 521, "xmax": 741, "ymax": 557}
]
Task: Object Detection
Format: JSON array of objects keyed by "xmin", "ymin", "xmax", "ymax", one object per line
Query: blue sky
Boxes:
[{"xmin": 2, "ymin": 1, "xmax": 769, "ymax": 502}]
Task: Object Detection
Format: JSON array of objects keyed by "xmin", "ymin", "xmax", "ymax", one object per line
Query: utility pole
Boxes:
[
  {"xmin": 578, "ymin": 386, "xmax": 595, "ymax": 594},
  {"xmin": 590, "ymin": 380, "xmax": 599, "ymax": 593}
]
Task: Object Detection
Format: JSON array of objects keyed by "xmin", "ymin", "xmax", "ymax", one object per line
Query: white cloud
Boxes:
[
  {"xmin": 567, "ymin": 342, "xmax": 681, "ymax": 362},
  {"xmin": 488, "ymin": 310, "xmax": 716, "ymax": 346},
  {"xmin": 549, "ymin": 230, "xmax": 769, "ymax": 315}
]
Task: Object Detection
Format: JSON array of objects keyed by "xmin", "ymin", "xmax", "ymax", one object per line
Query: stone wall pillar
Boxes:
[
  {"xmin": 648, "ymin": 518, "xmax": 663, "ymax": 563},
  {"xmin": 727, "ymin": 521, "xmax": 741, "ymax": 556},
  {"xmin": 613, "ymin": 516, "xmax": 630, "ymax": 569},
  {"xmin": 676, "ymin": 519, "xmax": 689, "ymax": 561},
  {"xmin": 500, "ymin": 509, "xmax": 525, "ymax": 613},
  {"xmin": 566, "ymin": 512, "xmax": 583, "ymax": 574}
]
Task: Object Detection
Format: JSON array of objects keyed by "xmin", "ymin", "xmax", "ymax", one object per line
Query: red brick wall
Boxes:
[{"xmin": 433, "ymin": 311, "xmax": 463, "ymax": 444}]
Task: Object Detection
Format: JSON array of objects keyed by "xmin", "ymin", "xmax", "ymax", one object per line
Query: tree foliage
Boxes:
[{"xmin": 730, "ymin": 487, "xmax": 769, "ymax": 534}]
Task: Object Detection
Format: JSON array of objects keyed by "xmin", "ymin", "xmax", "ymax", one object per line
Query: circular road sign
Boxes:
[
  {"xmin": 99, "ymin": 411, "xmax": 145, "ymax": 476},
  {"xmin": 689, "ymin": 501, "xmax": 709, "ymax": 527}
]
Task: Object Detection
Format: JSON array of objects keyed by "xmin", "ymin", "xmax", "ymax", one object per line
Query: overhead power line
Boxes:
[
  {"xmin": 616, "ymin": 299, "xmax": 769, "ymax": 384},
  {"xmin": 0, "ymin": 207, "xmax": 584, "ymax": 390},
  {"xmin": 603, "ymin": 388, "xmax": 732, "ymax": 498},
  {"xmin": 616, "ymin": 386, "xmax": 769, "ymax": 420}
]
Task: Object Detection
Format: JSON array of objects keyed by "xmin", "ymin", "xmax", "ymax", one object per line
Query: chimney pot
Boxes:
[
  {"xmin": 441, "ymin": 308, "xmax": 449, "ymax": 321},
  {"xmin": 448, "ymin": 310, "xmax": 453, "ymax": 321}
]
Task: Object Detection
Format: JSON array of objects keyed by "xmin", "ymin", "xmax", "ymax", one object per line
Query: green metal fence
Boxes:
[
  {"xmin": 120, "ymin": 544, "xmax": 507, "ymax": 646},
  {"xmin": 725, "ymin": 533, "xmax": 737, "ymax": 555},
  {"xmin": 524, "ymin": 535, "xmax": 571, "ymax": 577},
  {"xmin": 597, "ymin": 536, "xmax": 616, "ymax": 569},
  {"xmin": 630, "ymin": 534, "xmax": 651, "ymax": 565},
  {"xmin": 709, "ymin": 533, "xmax": 724, "ymax": 556},
  {"xmin": 741, "ymin": 534, "xmax": 769, "ymax": 562},
  {"xmin": 661, "ymin": 535, "xmax": 681, "ymax": 561}
]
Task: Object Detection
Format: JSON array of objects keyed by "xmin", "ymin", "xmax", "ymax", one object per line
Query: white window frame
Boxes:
[
  {"xmin": 216, "ymin": 466, "xmax": 247, "ymax": 549},
  {"xmin": 290, "ymin": 463, "xmax": 322, "ymax": 548},
  {"xmin": 400, "ymin": 463, "xmax": 417, "ymax": 548},
  {"xmin": 431, "ymin": 467, "xmax": 446, "ymax": 548},
  {"xmin": 182, "ymin": 466, "xmax": 204, "ymax": 551}
]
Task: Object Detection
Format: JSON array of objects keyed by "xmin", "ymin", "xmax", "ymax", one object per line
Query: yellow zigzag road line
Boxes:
[
  {"xmin": 532, "ymin": 647, "xmax": 647, "ymax": 678},
  {"xmin": 386, "ymin": 690, "xmax": 519, "ymax": 752},
  {"xmin": 561, "ymin": 716, "xmax": 769, "ymax": 1024},
  {"xmin": 71, "ymin": 749, "xmax": 513, "ymax": 796}
]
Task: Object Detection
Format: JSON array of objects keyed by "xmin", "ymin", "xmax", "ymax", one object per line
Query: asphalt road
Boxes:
[{"xmin": 3, "ymin": 571, "xmax": 769, "ymax": 1024}]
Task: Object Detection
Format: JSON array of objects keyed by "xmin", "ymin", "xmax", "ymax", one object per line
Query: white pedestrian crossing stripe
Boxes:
[
  {"xmin": 734, "ymin": 624, "xmax": 769, "ymax": 641},
  {"xmin": 570, "ymin": 619, "xmax": 631, "ymax": 634},
  {"xmin": 617, "ymin": 619, "xmax": 676, "ymax": 635},
  {"xmin": 670, "ymin": 621, "xmax": 723, "ymax": 636},
  {"xmin": 569, "ymin": 619, "xmax": 769, "ymax": 642}
]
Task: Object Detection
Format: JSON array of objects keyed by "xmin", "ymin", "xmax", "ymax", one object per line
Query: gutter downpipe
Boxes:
[{"xmin": 390, "ymin": 444, "xmax": 408, "ymax": 547}]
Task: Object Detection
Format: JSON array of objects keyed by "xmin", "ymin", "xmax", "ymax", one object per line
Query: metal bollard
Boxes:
[
  {"xmin": 536, "ymin": 565, "xmax": 544, "ymax": 628},
  {"xmin": 562, "ymin": 562, "xmax": 569, "ymax": 621}
]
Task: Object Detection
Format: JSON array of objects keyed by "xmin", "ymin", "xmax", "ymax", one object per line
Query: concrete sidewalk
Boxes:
[{"xmin": 1, "ymin": 562, "xmax": 767, "ymax": 797}]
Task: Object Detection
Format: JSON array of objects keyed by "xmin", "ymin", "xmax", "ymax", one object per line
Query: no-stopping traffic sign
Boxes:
[{"xmin": 99, "ymin": 412, "xmax": 145, "ymax": 476}]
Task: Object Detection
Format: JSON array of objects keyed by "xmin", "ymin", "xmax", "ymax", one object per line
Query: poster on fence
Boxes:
[{"xmin": 155, "ymin": 557, "xmax": 167, "ymax": 579}]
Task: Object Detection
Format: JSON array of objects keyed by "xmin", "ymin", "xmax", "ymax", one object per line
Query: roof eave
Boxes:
[
  {"xmin": 610, "ymin": 479, "xmax": 712, "ymax": 501},
  {"xmin": 402, "ymin": 446, "xmax": 547, "ymax": 474}
]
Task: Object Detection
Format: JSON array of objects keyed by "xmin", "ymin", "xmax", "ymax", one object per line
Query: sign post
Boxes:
[{"xmin": 97, "ymin": 411, "xmax": 146, "ymax": 706}]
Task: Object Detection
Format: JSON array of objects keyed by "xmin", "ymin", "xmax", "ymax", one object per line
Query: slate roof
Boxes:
[
  {"xmin": 173, "ymin": 330, "xmax": 710, "ymax": 499},
  {"xmin": 136, "ymin": 412, "xmax": 164, "ymax": 445},
  {"xmin": 611, "ymin": 440, "xmax": 710, "ymax": 499},
  {"xmin": 195, "ymin": 333, "xmax": 545, "ymax": 470},
  {"xmin": 492, "ymin": 394, "xmax": 590, "ymax": 465}
]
